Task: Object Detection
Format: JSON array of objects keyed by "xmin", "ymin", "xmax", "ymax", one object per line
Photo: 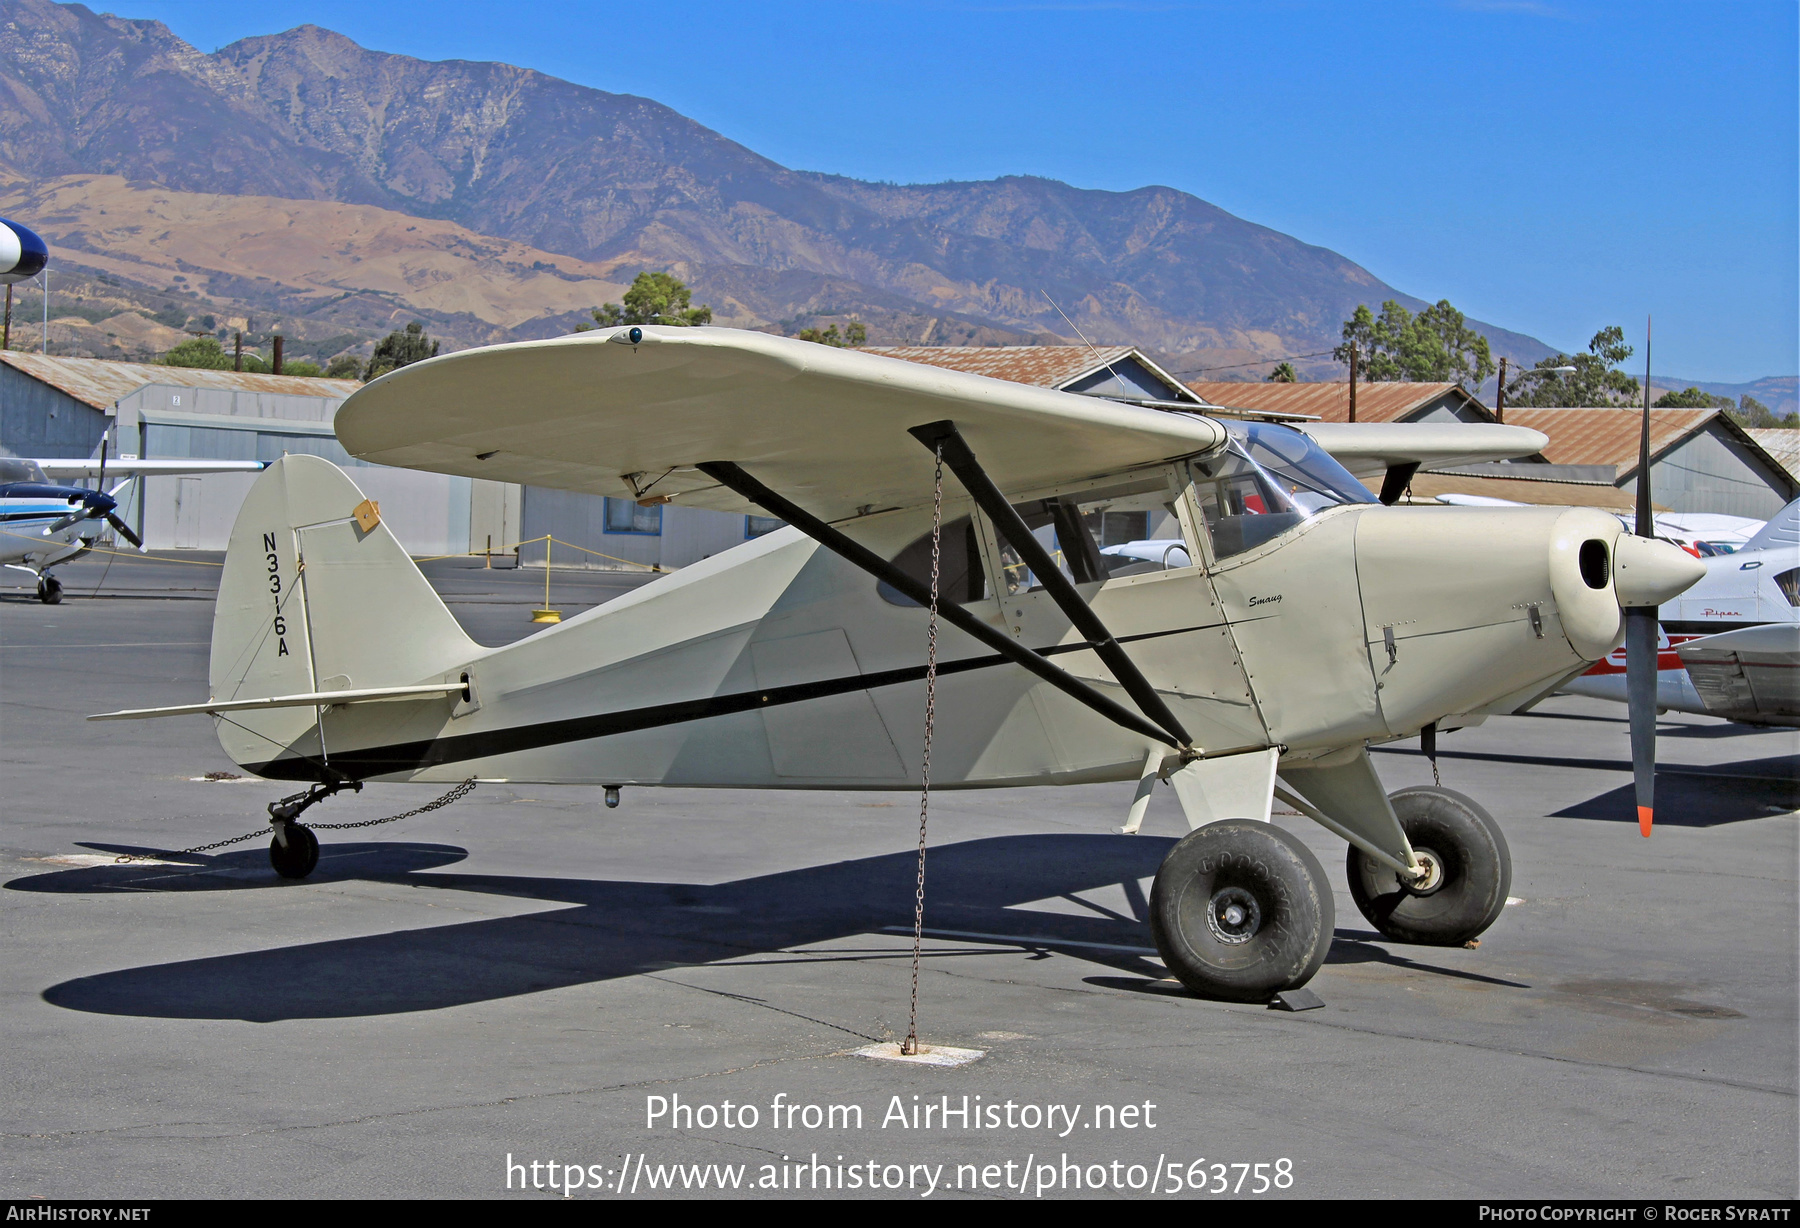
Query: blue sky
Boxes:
[{"xmin": 112, "ymin": 0, "xmax": 1796, "ymax": 382}]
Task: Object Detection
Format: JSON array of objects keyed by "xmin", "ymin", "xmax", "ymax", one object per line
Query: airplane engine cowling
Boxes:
[{"xmin": 1546, "ymin": 507, "xmax": 1628, "ymax": 660}]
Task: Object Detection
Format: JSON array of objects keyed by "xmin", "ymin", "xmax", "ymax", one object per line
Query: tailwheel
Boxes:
[
  {"xmin": 1347, "ymin": 786, "xmax": 1510, "ymax": 946},
  {"xmin": 269, "ymin": 822, "xmax": 320, "ymax": 880},
  {"xmin": 1149, "ymin": 820, "xmax": 1334, "ymax": 1002},
  {"xmin": 37, "ymin": 575, "xmax": 62, "ymax": 605}
]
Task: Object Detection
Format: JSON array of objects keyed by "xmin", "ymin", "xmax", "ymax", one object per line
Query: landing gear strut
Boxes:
[
  {"xmin": 265, "ymin": 779, "xmax": 360, "ymax": 880},
  {"xmin": 1149, "ymin": 820, "xmax": 1335, "ymax": 1001},
  {"xmin": 1346, "ymin": 786, "xmax": 1511, "ymax": 946},
  {"xmin": 36, "ymin": 575, "xmax": 62, "ymax": 604}
]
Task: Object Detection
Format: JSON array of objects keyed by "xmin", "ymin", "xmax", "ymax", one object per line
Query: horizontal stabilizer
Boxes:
[
  {"xmin": 87, "ymin": 683, "xmax": 464, "ymax": 722},
  {"xmin": 35, "ymin": 459, "xmax": 268, "ymax": 478}
]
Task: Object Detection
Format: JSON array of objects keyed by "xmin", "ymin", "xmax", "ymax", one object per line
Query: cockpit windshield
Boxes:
[{"xmin": 1191, "ymin": 421, "xmax": 1375, "ymax": 560}]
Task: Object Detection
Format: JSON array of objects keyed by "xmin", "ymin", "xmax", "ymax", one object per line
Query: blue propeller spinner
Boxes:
[{"xmin": 0, "ymin": 216, "xmax": 49, "ymax": 284}]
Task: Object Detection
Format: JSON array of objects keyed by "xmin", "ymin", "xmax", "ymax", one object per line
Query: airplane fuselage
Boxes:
[{"xmin": 212, "ymin": 456, "xmax": 1623, "ymax": 792}]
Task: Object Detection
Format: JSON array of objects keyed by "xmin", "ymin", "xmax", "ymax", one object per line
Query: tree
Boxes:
[
  {"xmin": 364, "ymin": 322, "xmax": 439, "ymax": 381},
  {"xmin": 798, "ymin": 321, "xmax": 867, "ymax": 347},
  {"xmin": 1265, "ymin": 362, "xmax": 1297, "ymax": 383},
  {"xmin": 1654, "ymin": 386, "xmax": 1731, "ymax": 409},
  {"xmin": 1505, "ymin": 326, "xmax": 1641, "ymax": 407},
  {"xmin": 282, "ymin": 359, "xmax": 324, "ymax": 378},
  {"xmin": 159, "ymin": 336, "xmax": 233, "ymax": 370},
  {"xmin": 579, "ymin": 272, "xmax": 713, "ymax": 330},
  {"xmin": 1334, "ymin": 299, "xmax": 1494, "ymax": 388},
  {"xmin": 324, "ymin": 354, "xmax": 363, "ymax": 380},
  {"xmin": 1729, "ymin": 394, "xmax": 1799, "ymax": 428}
]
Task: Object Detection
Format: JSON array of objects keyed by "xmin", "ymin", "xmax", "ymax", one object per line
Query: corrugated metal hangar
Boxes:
[{"xmin": 0, "ymin": 353, "xmax": 751, "ymax": 566}]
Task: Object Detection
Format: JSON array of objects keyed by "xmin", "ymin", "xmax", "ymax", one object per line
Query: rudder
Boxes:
[{"xmin": 209, "ymin": 455, "xmax": 475, "ymax": 774}]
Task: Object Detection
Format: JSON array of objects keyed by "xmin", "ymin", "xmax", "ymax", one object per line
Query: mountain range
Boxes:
[{"xmin": 0, "ymin": 0, "xmax": 1742, "ymax": 398}]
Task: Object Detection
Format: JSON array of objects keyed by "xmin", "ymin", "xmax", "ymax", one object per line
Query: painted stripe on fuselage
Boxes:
[{"xmin": 244, "ymin": 623, "xmax": 1209, "ymax": 781}]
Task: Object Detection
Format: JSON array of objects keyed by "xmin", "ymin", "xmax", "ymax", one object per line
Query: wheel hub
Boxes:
[
  {"xmin": 1405, "ymin": 848, "xmax": 1446, "ymax": 895},
  {"xmin": 1206, "ymin": 886, "xmax": 1262, "ymax": 944}
]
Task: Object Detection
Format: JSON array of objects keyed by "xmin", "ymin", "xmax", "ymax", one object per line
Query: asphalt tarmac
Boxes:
[{"xmin": 2, "ymin": 551, "xmax": 1795, "ymax": 1200}]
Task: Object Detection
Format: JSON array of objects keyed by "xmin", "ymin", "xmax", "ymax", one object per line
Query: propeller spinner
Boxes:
[
  {"xmin": 0, "ymin": 217, "xmax": 49, "ymax": 284},
  {"xmin": 40, "ymin": 439, "xmax": 145, "ymax": 550}
]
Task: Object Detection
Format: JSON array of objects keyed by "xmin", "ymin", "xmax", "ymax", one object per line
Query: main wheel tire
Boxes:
[
  {"xmin": 1346, "ymin": 786, "xmax": 1511, "ymax": 946},
  {"xmin": 38, "ymin": 576, "xmax": 62, "ymax": 605},
  {"xmin": 1149, "ymin": 820, "xmax": 1335, "ymax": 1002},
  {"xmin": 269, "ymin": 823, "xmax": 320, "ymax": 879}
]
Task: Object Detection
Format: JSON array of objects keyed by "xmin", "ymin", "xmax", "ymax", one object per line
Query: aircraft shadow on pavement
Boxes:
[
  {"xmin": 1553, "ymin": 754, "xmax": 1798, "ymax": 826},
  {"xmin": 16, "ymin": 834, "xmax": 1197, "ymax": 1022}
]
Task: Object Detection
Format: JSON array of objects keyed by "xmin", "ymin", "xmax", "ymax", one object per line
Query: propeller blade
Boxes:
[
  {"xmin": 42, "ymin": 513, "xmax": 83, "ymax": 535},
  {"xmin": 1629, "ymin": 315, "xmax": 1655, "ymax": 837},
  {"xmin": 105, "ymin": 513, "xmax": 144, "ymax": 550},
  {"xmin": 1625, "ymin": 607, "xmax": 1658, "ymax": 836}
]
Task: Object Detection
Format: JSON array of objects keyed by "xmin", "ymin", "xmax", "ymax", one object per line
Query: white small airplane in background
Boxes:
[
  {"xmin": 2, "ymin": 217, "xmax": 266, "ymax": 601},
  {"xmin": 89, "ymin": 327, "xmax": 1705, "ymax": 1004},
  {"xmin": 1564, "ymin": 498, "xmax": 1799, "ymax": 726},
  {"xmin": 1634, "ymin": 510, "xmax": 1766, "ymax": 557},
  {"xmin": 1, "ymin": 453, "xmax": 266, "ymax": 602}
]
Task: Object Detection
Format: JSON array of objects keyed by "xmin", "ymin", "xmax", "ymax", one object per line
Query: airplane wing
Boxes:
[
  {"xmin": 35, "ymin": 459, "xmax": 269, "ymax": 479},
  {"xmin": 1296, "ymin": 422, "xmax": 1549, "ymax": 481},
  {"xmin": 1674, "ymin": 623, "xmax": 1800, "ymax": 727},
  {"xmin": 334, "ymin": 327, "xmax": 1227, "ymax": 520}
]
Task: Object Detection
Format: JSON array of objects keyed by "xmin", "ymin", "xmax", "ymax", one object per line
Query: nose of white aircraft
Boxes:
[{"xmin": 1612, "ymin": 534, "xmax": 1707, "ymax": 608}]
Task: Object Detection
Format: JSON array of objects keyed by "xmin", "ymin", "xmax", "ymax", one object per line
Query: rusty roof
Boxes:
[
  {"xmin": 0, "ymin": 352, "xmax": 361, "ymax": 411},
  {"xmin": 1183, "ymin": 380, "xmax": 1484, "ymax": 424},
  {"xmin": 866, "ymin": 344, "xmax": 1182, "ymax": 392},
  {"xmin": 1747, "ymin": 429, "xmax": 1800, "ymax": 483},
  {"xmin": 1497, "ymin": 407, "xmax": 1714, "ymax": 475}
]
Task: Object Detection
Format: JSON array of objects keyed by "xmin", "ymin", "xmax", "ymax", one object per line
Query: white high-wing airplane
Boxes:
[
  {"xmin": 1563, "ymin": 498, "xmax": 1799, "ymax": 726},
  {"xmin": 88, "ymin": 327, "xmax": 1706, "ymax": 1001},
  {"xmin": 0, "ymin": 455, "xmax": 267, "ymax": 602}
]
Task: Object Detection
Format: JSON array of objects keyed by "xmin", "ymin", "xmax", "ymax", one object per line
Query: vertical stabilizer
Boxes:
[{"xmin": 209, "ymin": 455, "xmax": 475, "ymax": 775}]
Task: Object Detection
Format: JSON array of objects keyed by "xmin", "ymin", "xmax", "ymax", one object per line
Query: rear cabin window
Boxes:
[{"xmin": 877, "ymin": 515, "xmax": 990, "ymax": 607}]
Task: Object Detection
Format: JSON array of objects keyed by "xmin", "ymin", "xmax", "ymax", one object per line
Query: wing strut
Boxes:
[
  {"xmin": 908, "ymin": 421, "xmax": 1195, "ymax": 752},
  {"xmin": 695, "ymin": 460, "xmax": 1181, "ymax": 749}
]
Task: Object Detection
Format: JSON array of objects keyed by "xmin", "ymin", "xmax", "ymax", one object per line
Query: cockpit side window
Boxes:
[
  {"xmin": 1192, "ymin": 421, "xmax": 1375, "ymax": 561},
  {"xmin": 877, "ymin": 514, "xmax": 990, "ymax": 607},
  {"xmin": 991, "ymin": 497, "xmax": 1111, "ymax": 595}
]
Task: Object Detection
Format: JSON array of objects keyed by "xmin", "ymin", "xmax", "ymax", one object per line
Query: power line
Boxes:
[{"xmin": 1173, "ymin": 348, "xmax": 1339, "ymax": 377}]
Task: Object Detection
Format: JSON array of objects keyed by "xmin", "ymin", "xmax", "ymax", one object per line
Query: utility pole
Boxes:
[
  {"xmin": 1348, "ymin": 343, "xmax": 1358, "ymax": 423},
  {"xmin": 272, "ymin": 334, "xmax": 284, "ymax": 376},
  {"xmin": 234, "ymin": 331, "xmax": 243, "ymax": 372},
  {"xmin": 1495, "ymin": 355, "xmax": 1508, "ymax": 424},
  {"xmin": 2, "ymin": 283, "xmax": 10, "ymax": 351}
]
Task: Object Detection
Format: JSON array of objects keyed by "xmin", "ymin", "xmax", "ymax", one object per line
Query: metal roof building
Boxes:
[
  {"xmin": 1495, "ymin": 407, "xmax": 1796, "ymax": 519},
  {"xmin": 1183, "ymin": 380, "xmax": 1497, "ymax": 424},
  {"xmin": 870, "ymin": 345, "xmax": 1204, "ymax": 404},
  {"xmin": 0, "ymin": 353, "xmax": 504, "ymax": 555},
  {"xmin": 0, "ymin": 352, "xmax": 753, "ymax": 568},
  {"xmin": 1746, "ymin": 428, "xmax": 1800, "ymax": 485}
]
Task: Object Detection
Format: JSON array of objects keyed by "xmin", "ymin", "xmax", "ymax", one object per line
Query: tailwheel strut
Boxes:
[{"xmin": 266, "ymin": 779, "xmax": 361, "ymax": 880}]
